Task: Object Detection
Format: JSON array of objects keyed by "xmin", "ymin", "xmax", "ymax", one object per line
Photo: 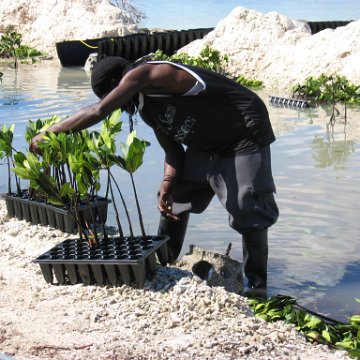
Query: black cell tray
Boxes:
[
  {"xmin": 33, "ymin": 235, "xmax": 170, "ymax": 288},
  {"xmin": 2, "ymin": 192, "xmax": 110, "ymax": 233},
  {"xmin": 269, "ymin": 96, "xmax": 309, "ymax": 108}
]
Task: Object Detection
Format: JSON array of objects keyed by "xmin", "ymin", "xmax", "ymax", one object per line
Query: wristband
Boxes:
[{"xmin": 163, "ymin": 175, "xmax": 175, "ymax": 182}]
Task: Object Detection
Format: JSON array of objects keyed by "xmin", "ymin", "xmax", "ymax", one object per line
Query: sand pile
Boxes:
[
  {"xmin": 0, "ymin": 0, "xmax": 140, "ymax": 56},
  {"xmin": 180, "ymin": 7, "xmax": 360, "ymax": 90}
]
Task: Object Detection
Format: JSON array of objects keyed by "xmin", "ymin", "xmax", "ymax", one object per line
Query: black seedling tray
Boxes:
[
  {"xmin": 33, "ymin": 235, "xmax": 170, "ymax": 288},
  {"xmin": 269, "ymin": 95, "xmax": 309, "ymax": 108},
  {"xmin": 2, "ymin": 192, "xmax": 110, "ymax": 233}
]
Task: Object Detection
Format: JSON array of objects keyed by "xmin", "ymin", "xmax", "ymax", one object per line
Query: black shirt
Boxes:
[{"xmin": 139, "ymin": 62, "xmax": 275, "ymax": 154}]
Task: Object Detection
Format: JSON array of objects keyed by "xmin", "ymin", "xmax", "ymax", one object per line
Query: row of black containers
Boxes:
[{"xmin": 3, "ymin": 192, "xmax": 170, "ymax": 288}]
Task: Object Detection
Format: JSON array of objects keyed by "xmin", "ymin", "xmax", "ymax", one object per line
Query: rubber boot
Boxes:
[
  {"xmin": 242, "ymin": 229, "xmax": 268, "ymax": 298},
  {"xmin": 157, "ymin": 212, "xmax": 190, "ymax": 264}
]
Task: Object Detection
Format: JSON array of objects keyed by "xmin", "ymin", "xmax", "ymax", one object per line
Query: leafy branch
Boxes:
[
  {"xmin": 248, "ymin": 295, "xmax": 360, "ymax": 359},
  {"xmin": 151, "ymin": 46, "xmax": 263, "ymax": 88},
  {"xmin": 292, "ymin": 74, "xmax": 360, "ymax": 125},
  {"xmin": 0, "ymin": 29, "xmax": 46, "ymax": 67}
]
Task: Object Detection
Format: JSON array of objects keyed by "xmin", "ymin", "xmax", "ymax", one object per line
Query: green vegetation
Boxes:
[
  {"xmin": 0, "ymin": 29, "xmax": 46, "ymax": 67},
  {"xmin": 0, "ymin": 124, "xmax": 16, "ymax": 194},
  {"xmin": 235, "ymin": 75, "xmax": 263, "ymax": 89},
  {"xmin": 248, "ymin": 295, "xmax": 360, "ymax": 359},
  {"xmin": 11, "ymin": 110, "xmax": 150, "ymax": 244},
  {"xmin": 152, "ymin": 46, "xmax": 229, "ymax": 74},
  {"xmin": 151, "ymin": 46, "xmax": 263, "ymax": 88},
  {"xmin": 292, "ymin": 74, "xmax": 360, "ymax": 124},
  {"xmin": 292, "ymin": 75, "xmax": 360, "ymax": 105}
]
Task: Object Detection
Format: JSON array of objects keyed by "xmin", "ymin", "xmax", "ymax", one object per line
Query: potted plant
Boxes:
[
  {"xmin": 5, "ymin": 115, "xmax": 111, "ymax": 232},
  {"xmin": 26, "ymin": 111, "xmax": 169, "ymax": 288},
  {"xmin": 0, "ymin": 123, "xmax": 26, "ymax": 217}
]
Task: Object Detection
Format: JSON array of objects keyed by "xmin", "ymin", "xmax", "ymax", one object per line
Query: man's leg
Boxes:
[
  {"xmin": 157, "ymin": 148, "xmax": 215, "ymax": 264},
  {"xmin": 157, "ymin": 212, "xmax": 190, "ymax": 264},
  {"xmin": 208, "ymin": 146, "xmax": 278, "ymax": 293},
  {"xmin": 242, "ymin": 229, "xmax": 268, "ymax": 289}
]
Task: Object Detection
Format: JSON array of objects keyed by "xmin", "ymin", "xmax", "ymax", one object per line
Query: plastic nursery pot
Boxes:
[
  {"xmin": 2, "ymin": 192, "xmax": 111, "ymax": 233},
  {"xmin": 33, "ymin": 235, "xmax": 170, "ymax": 288}
]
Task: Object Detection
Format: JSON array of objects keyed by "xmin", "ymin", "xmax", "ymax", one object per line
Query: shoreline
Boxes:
[{"xmin": 0, "ymin": 200, "xmax": 352, "ymax": 360}]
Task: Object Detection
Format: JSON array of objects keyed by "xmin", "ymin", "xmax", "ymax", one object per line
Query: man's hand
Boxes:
[
  {"xmin": 29, "ymin": 132, "xmax": 45, "ymax": 154},
  {"xmin": 158, "ymin": 182, "xmax": 179, "ymax": 221}
]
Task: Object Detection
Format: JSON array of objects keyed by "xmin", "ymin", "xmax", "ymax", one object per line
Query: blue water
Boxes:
[
  {"xmin": 137, "ymin": 0, "xmax": 359, "ymax": 30},
  {"xmin": 1, "ymin": 63, "xmax": 359, "ymax": 322}
]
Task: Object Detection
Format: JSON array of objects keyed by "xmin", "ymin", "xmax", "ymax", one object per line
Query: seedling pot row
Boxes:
[
  {"xmin": 33, "ymin": 235, "xmax": 170, "ymax": 288},
  {"xmin": 2, "ymin": 193, "xmax": 110, "ymax": 233}
]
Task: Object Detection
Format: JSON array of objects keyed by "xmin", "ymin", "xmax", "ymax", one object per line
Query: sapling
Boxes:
[
  {"xmin": 86, "ymin": 109, "xmax": 131, "ymax": 239},
  {"xmin": 118, "ymin": 131, "xmax": 150, "ymax": 242},
  {"xmin": 0, "ymin": 123, "xmax": 20, "ymax": 194}
]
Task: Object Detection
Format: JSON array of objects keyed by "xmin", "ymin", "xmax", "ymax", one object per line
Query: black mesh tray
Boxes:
[
  {"xmin": 33, "ymin": 235, "xmax": 170, "ymax": 288},
  {"xmin": 2, "ymin": 192, "xmax": 110, "ymax": 233}
]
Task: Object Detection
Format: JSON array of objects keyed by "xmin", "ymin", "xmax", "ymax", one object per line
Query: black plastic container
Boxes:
[
  {"xmin": 33, "ymin": 235, "xmax": 170, "ymax": 288},
  {"xmin": 2, "ymin": 193, "xmax": 110, "ymax": 233},
  {"xmin": 269, "ymin": 96, "xmax": 309, "ymax": 108}
]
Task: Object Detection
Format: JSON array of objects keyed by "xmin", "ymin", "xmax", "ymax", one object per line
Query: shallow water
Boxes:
[{"xmin": 0, "ymin": 61, "xmax": 359, "ymax": 322}]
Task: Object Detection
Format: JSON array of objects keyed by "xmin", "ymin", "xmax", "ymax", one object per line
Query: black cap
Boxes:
[{"xmin": 91, "ymin": 56, "xmax": 132, "ymax": 98}]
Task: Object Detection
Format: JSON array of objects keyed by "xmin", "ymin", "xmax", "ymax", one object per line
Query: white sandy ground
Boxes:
[{"xmin": 0, "ymin": 200, "xmax": 353, "ymax": 360}]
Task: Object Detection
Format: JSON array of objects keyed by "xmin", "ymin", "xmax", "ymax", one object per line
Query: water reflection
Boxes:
[
  {"xmin": 0, "ymin": 63, "xmax": 359, "ymax": 321},
  {"xmin": 311, "ymin": 134, "xmax": 356, "ymax": 168}
]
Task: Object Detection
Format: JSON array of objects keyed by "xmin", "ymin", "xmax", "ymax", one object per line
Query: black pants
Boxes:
[
  {"xmin": 170, "ymin": 145, "xmax": 278, "ymax": 234},
  {"xmin": 158, "ymin": 145, "xmax": 278, "ymax": 288}
]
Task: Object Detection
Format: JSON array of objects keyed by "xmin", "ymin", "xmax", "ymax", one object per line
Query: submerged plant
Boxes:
[
  {"xmin": 0, "ymin": 30, "xmax": 21, "ymax": 68},
  {"xmin": 292, "ymin": 74, "xmax": 360, "ymax": 125},
  {"xmin": 0, "ymin": 29, "xmax": 46, "ymax": 66}
]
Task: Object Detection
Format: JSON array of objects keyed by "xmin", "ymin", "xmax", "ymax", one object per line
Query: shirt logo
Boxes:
[{"xmin": 157, "ymin": 105, "xmax": 196, "ymax": 143}]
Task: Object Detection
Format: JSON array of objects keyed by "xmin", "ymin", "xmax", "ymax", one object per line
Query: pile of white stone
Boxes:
[
  {"xmin": 0, "ymin": 200, "xmax": 352, "ymax": 360},
  {"xmin": 0, "ymin": 0, "xmax": 140, "ymax": 56},
  {"xmin": 180, "ymin": 7, "xmax": 360, "ymax": 90}
]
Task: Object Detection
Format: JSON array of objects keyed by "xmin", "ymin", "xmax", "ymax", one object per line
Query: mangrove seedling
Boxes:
[
  {"xmin": 85, "ymin": 109, "xmax": 133, "ymax": 239},
  {"xmin": 292, "ymin": 74, "xmax": 360, "ymax": 125},
  {"xmin": 0, "ymin": 30, "xmax": 21, "ymax": 68},
  {"xmin": 0, "ymin": 123, "xmax": 20, "ymax": 194},
  {"xmin": 0, "ymin": 29, "xmax": 46, "ymax": 66},
  {"xmin": 118, "ymin": 131, "xmax": 150, "ymax": 241}
]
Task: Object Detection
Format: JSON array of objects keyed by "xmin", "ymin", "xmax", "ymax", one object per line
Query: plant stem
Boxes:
[
  {"xmin": 109, "ymin": 171, "xmax": 135, "ymax": 239},
  {"xmin": 86, "ymin": 194, "xmax": 98, "ymax": 244},
  {"xmin": 108, "ymin": 172, "xmax": 124, "ymax": 238},
  {"xmin": 129, "ymin": 172, "xmax": 147, "ymax": 242}
]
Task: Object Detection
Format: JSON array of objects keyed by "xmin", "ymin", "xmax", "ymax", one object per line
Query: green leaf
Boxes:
[
  {"xmin": 47, "ymin": 197, "xmax": 64, "ymax": 207},
  {"xmin": 322, "ymin": 330, "xmax": 332, "ymax": 343},
  {"xmin": 304, "ymin": 316, "xmax": 322, "ymax": 329},
  {"xmin": 59, "ymin": 182, "xmax": 75, "ymax": 198},
  {"xmin": 306, "ymin": 331, "xmax": 320, "ymax": 341},
  {"xmin": 350, "ymin": 315, "xmax": 360, "ymax": 324},
  {"xmin": 11, "ymin": 167, "xmax": 31, "ymax": 179}
]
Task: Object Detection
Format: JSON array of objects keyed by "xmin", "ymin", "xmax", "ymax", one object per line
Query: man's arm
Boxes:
[
  {"xmin": 30, "ymin": 66, "xmax": 153, "ymax": 151},
  {"xmin": 153, "ymin": 127, "xmax": 185, "ymax": 220},
  {"xmin": 30, "ymin": 63, "xmax": 196, "ymax": 152}
]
